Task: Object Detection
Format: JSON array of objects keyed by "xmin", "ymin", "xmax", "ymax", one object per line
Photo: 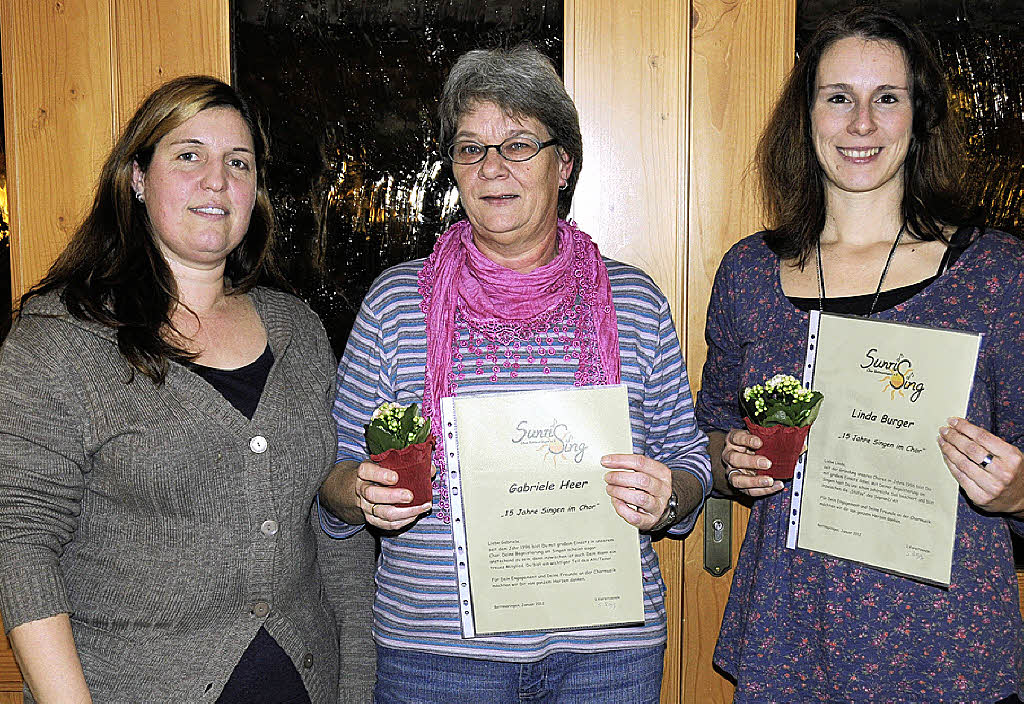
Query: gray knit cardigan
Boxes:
[{"xmin": 0, "ymin": 288, "xmax": 356, "ymax": 703}]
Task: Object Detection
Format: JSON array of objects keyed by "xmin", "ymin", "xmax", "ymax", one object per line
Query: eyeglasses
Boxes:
[{"xmin": 447, "ymin": 136, "xmax": 558, "ymax": 165}]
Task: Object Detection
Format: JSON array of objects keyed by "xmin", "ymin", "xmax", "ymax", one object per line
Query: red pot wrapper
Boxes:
[
  {"xmin": 370, "ymin": 437, "xmax": 435, "ymax": 508},
  {"xmin": 742, "ymin": 418, "xmax": 811, "ymax": 481}
]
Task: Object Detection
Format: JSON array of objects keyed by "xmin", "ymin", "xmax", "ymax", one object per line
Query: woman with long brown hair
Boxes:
[
  {"xmin": 0, "ymin": 76, "xmax": 344, "ymax": 703},
  {"xmin": 698, "ymin": 6, "xmax": 1024, "ymax": 701}
]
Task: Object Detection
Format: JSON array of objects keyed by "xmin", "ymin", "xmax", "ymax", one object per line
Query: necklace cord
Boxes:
[{"xmin": 815, "ymin": 222, "xmax": 907, "ymax": 316}]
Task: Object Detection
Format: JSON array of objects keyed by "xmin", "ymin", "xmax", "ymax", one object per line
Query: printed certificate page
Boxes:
[
  {"xmin": 442, "ymin": 385, "xmax": 644, "ymax": 636},
  {"xmin": 795, "ymin": 313, "xmax": 981, "ymax": 586}
]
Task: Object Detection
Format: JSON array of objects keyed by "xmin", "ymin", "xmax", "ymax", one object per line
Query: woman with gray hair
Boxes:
[{"xmin": 318, "ymin": 45, "xmax": 711, "ymax": 702}]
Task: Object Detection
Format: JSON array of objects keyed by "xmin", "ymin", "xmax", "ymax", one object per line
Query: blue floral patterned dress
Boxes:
[{"xmin": 696, "ymin": 229, "xmax": 1024, "ymax": 703}]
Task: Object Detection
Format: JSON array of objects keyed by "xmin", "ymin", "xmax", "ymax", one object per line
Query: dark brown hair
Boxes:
[
  {"xmin": 757, "ymin": 4, "xmax": 968, "ymax": 263},
  {"xmin": 21, "ymin": 75, "xmax": 284, "ymax": 383}
]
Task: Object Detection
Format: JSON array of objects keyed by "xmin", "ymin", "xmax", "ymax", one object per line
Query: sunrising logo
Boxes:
[
  {"xmin": 511, "ymin": 420, "xmax": 589, "ymax": 464},
  {"xmin": 859, "ymin": 348, "xmax": 925, "ymax": 402}
]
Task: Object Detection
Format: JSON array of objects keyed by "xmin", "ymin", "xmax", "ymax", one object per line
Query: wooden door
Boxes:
[
  {"xmin": 681, "ymin": 2, "xmax": 795, "ymax": 702},
  {"xmin": 567, "ymin": 1, "xmax": 795, "ymax": 701}
]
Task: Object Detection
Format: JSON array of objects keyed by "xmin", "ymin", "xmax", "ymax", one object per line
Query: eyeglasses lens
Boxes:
[{"xmin": 449, "ymin": 138, "xmax": 542, "ymax": 164}]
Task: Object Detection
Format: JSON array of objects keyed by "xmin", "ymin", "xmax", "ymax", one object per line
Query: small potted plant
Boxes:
[
  {"xmin": 739, "ymin": 374, "xmax": 824, "ymax": 480},
  {"xmin": 365, "ymin": 402, "xmax": 434, "ymax": 507}
]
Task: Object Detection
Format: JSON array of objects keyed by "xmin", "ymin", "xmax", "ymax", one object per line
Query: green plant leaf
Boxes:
[
  {"xmin": 396, "ymin": 405, "xmax": 410, "ymax": 437},
  {"xmin": 365, "ymin": 423, "xmax": 399, "ymax": 455},
  {"xmin": 761, "ymin": 404, "xmax": 796, "ymax": 427},
  {"xmin": 798, "ymin": 396, "xmax": 824, "ymax": 426}
]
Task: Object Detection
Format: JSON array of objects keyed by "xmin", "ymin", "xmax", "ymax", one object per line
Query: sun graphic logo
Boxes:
[
  {"xmin": 512, "ymin": 420, "xmax": 589, "ymax": 464},
  {"xmin": 538, "ymin": 435, "xmax": 566, "ymax": 465},
  {"xmin": 860, "ymin": 349, "xmax": 926, "ymax": 403},
  {"xmin": 879, "ymin": 365, "xmax": 908, "ymax": 399}
]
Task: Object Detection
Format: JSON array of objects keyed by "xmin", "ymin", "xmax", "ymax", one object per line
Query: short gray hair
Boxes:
[{"xmin": 438, "ymin": 44, "xmax": 583, "ymax": 219}]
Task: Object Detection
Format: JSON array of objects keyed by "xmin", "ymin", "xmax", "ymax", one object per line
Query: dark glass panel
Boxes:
[{"xmin": 232, "ymin": 0, "xmax": 562, "ymax": 353}]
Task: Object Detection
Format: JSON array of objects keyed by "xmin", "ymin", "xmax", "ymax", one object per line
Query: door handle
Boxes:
[{"xmin": 703, "ymin": 496, "xmax": 732, "ymax": 577}]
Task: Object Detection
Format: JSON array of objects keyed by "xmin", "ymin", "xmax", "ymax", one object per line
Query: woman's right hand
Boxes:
[
  {"xmin": 722, "ymin": 428, "xmax": 784, "ymax": 497},
  {"xmin": 353, "ymin": 460, "xmax": 433, "ymax": 530}
]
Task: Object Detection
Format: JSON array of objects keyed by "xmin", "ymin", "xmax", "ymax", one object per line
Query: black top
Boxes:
[
  {"xmin": 787, "ymin": 226, "xmax": 975, "ymax": 315},
  {"xmin": 188, "ymin": 343, "xmax": 274, "ymax": 419},
  {"xmin": 188, "ymin": 345, "xmax": 312, "ymax": 704}
]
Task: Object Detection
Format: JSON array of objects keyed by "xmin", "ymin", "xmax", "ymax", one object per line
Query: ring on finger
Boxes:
[
  {"xmin": 979, "ymin": 453, "xmax": 994, "ymax": 470},
  {"xmin": 726, "ymin": 468, "xmax": 743, "ymax": 483},
  {"xmin": 370, "ymin": 503, "xmax": 378, "ymax": 518}
]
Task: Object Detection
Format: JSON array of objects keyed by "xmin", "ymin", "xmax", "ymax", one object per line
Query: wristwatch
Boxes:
[{"xmin": 650, "ymin": 490, "xmax": 678, "ymax": 532}]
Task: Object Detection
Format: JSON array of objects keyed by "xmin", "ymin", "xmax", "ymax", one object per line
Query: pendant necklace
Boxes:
[{"xmin": 816, "ymin": 222, "xmax": 906, "ymax": 316}]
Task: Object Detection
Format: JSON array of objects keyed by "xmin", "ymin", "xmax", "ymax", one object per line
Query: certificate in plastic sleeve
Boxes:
[
  {"xmin": 441, "ymin": 385, "xmax": 645, "ymax": 637},
  {"xmin": 787, "ymin": 312, "xmax": 981, "ymax": 586}
]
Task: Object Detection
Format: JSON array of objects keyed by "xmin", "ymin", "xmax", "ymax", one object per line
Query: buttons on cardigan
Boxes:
[
  {"xmin": 250, "ymin": 601, "xmax": 270, "ymax": 617},
  {"xmin": 260, "ymin": 519, "xmax": 279, "ymax": 537},
  {"xmin": 249, "ymin": 435, "xmax": 268, "ymax": 453},
  {"xmin": 302, "ymin": 653, "xmax": 314, "ymax": 669}
]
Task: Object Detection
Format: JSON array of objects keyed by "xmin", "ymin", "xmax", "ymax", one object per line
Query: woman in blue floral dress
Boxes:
[{"xmin": 697, "ymin": 6, "xmax": 1024, "ymax": 702}]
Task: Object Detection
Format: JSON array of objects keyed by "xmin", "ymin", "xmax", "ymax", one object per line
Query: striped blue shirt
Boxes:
[{"xmin": 321, "ymin": 257, "xmax": 710, "ymax": 661}]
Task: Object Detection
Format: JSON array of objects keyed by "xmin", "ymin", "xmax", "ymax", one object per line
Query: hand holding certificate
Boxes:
[{"xmin": 938, "ymin": 416, "xmax": 1024, "ymax": 516}]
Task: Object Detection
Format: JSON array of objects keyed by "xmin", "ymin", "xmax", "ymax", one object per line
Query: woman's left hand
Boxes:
[
  {"xmin": 938, "ymin": 417, "xmax": 1024, "ymax": 516},
  {"xmin": 602, "ymin": 454, "xmax": 673, "ymax": 531}
]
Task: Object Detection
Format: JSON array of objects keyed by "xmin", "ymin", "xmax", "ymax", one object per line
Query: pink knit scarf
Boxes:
[{"xmin": 417, "ymin": 218, "xmax": 620, "ymax": 522}]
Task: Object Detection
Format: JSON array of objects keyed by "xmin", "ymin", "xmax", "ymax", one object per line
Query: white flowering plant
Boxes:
[
  {"xmin": 740, "ymin": 374, "xmax": 823, "ymax": 428},
  {"xmin": 364, "ymin": 402, "xmax": 432, "ymax": 455}
]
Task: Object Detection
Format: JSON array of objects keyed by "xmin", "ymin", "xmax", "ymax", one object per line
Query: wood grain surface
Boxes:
[
  {"xmin": 0, "ymin": 612, "xmax": 21, "ymax": 699},
  {"xmin": 566, "ymin": 2, "xmax": 690, "ymax": 700},
  {"xmin": 1, "ymin": 0, "xmax": 116, "ymax": 302},
  {"xmin": 112, "ymin": 0, "xmax": 230, "ymax": 130}
]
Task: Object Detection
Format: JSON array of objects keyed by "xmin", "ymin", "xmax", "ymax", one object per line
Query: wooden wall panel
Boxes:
[
  {"xmin": 681, "ymin": 1, "xmax": 795, "ymax": 703},
  {"xmin": 111, "ymin": 0, "xmax": 231, "ymax": 129},
  {"xmin": 0, "ymin": 0, "xmax": 232, "ymax": 305},
  {"xmin": 566, "ymin": 0, "xmax": 688, "ymax": 312},
  {"xmin": 0, "ymin": 0, "xmax": 115, "ymax": 302},
  {"xmin": 566, "ymin": 3, "xmax": 689, "ymax": 702},
  {"xmin": 0, "ymin": 613, "xmax": 20, "ymax": 700}
]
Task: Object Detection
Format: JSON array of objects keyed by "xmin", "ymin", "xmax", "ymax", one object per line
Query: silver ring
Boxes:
[
  {"xmin": 726, "ymin": 468, "xmax": 743, "ymax": 483},
  {"xmin": 979, "ymin": 453, "xmax": 994, "ymax": 470}
]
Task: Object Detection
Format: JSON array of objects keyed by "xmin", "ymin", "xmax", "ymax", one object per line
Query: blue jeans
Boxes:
[{"xmin": 374, "ymin": 644, "xmax": 664, "ymax": 703}]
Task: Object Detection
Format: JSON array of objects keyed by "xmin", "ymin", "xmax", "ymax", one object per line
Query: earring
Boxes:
[
  {"xmin": 135, "ymin": 191, "xmax": 145, "ymax": 203},
  {"xmin": 558, "ymin": 182, "xmax": 568, "ymax": 191}
]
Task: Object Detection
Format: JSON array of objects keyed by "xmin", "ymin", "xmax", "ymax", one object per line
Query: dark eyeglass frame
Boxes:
[{"xmin": 447, "ymin": 136, "xmax": 559, "ymax": 165}]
